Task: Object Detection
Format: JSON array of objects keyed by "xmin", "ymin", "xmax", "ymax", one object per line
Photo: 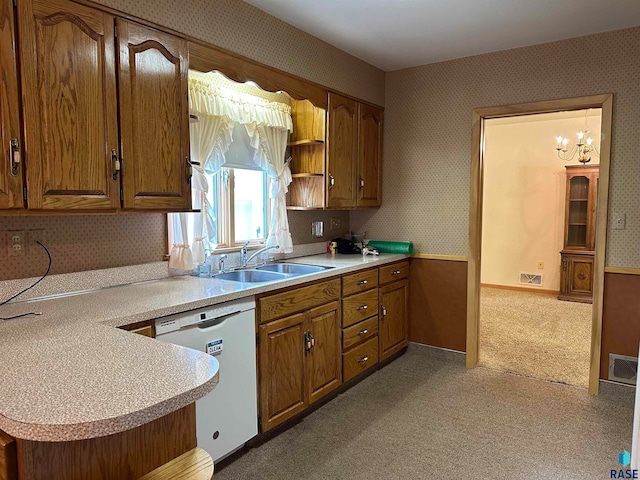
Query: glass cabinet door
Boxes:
[{"xmin": 567, "ymin": 176, "xmax": 589, "ymax": 248}]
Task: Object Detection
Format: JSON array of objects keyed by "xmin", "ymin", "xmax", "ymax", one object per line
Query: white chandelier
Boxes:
[{"xmin": 555, "ymin": 111, "xmax": 600, "ymax": 164}]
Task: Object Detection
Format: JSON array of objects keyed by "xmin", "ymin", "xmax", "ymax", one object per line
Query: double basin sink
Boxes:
[{"xmin": 213, "ymin": 263, "xmax": 333, "ymax": 283}]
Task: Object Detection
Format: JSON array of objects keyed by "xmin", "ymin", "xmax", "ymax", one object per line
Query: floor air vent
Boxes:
[
  {"xmin": 519, "ymin": 273, "xmax": 543, "ymax": 286},
  {"xmin": 609, "ymin": 354, "xmax": 638, "ymax": 385}
]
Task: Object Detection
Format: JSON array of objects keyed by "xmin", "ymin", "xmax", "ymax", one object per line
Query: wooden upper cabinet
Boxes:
[
  {"xmin": 0, "ymin": 0, "xmax": 23, "ymax": 209},
  {"xmin": 358, "ymin": 104, "xmax": 383, "ymax": 207},
  {"xmin": 326, "ymin": 92, "xmax": 358, "ymax": 208},
  {"xmin": 117, "ymin": 19, "xmax": 191, "ymax": 210},
  {"xmin": 17, "ymin": 0, "xmax": 120, "ymax": 209}
]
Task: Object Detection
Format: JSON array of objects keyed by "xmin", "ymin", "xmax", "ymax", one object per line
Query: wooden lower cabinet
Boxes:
[
  {"xmin": 559, "ymin": 251, "xmax": 594, "ymax": 303},
  {"xmin": 0, "ymin": 430, "xmax": 17, "ymax": 480},
  {"xmin": 259, "ymin": 313, "xmax": 307, "ymax": 432},
  {"xmin": 258, "ymin": 301, "xmax": 341, "ymax": 432},
  {"xmin": 379, "ymin": 279, "xmax": 409, "ymax": 360},
  {"xmin": 6, "ymin": 404, "xmax": 196, "ymax": 480}
]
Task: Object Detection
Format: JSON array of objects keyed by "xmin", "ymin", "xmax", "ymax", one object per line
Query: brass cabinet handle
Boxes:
[
  {"xmin": 357, "ymin": 279, "xmax": 368, "ymax": 285},
  {"xmin": 357, "ymin": 328, "xmax": 368, "ymax": 336},
  {"xmin": 186, "ymin": 158, "xmax": 200, "ymax": 184},
  {"xmin": 10, "ymin": 138, "xmax": 20, "ymax": 176},
  {"xmin": 357, "ymin": 355, "xmax": 369, "ymax": 364},
  {"xmin": 359, "ymin": 176, "xmax": 364, "ymax": 189},
  {"xmin": 357, "ymin": 304, "xmax": 368, "ymax": 311},
  {"xmin": 111, "ymin": 149, "xmax": 121, "ymax": 180},
  {"xmin": 392, "ymin": 270, "xmax": 401, "ymax": 275},
  {"xmin": 328, "ymin": 173, "xmax": 335, "ymax": 190},
  {"xmin": 577, "ymin": 272, "xmax": 586, "ymax": 280},
  {"xmin": 304, "ymin": 331, "xmax": 315, "ymax": 352},
  {"xmin": 381, "ymin": 305, "xmax": 387, "ymax": 318}
]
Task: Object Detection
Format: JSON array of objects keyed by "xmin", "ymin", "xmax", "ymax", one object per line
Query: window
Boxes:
[
  {"xmin": 218, "ymin": 167, "xmax": 269, "ymax": 248},
  {"xmin": 168, "ymin": 166, "xmax": 269, "ymax": 253}
]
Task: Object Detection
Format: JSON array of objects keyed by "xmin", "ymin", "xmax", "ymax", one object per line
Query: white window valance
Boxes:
[{"xmin": 189, "ymin": 70, "xmax": 293, "ymax": 132}]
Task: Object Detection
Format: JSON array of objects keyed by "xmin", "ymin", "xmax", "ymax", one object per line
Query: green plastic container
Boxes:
[{"xmin": 366, "ymin": 240, "xmax": 414, "ymax": 254}]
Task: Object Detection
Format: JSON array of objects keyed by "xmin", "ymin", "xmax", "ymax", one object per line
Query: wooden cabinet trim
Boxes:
[
  {"xmin": 342, "ymin": 288, "xmax": 379, "ymax": 328},
  {"xmin": 0, "ymin": 0, "xmax": 24, "ymax": 209},
  {"xmin": 342, "ymin": 316, "xmax": 378, "ymax": 350},
  {"xmin": 0, "ymin": 429, "xmax": 17, "ymax": 480},
  {"xmin": 258, "ymin": 278, "xmax": 340, "ymax": 323},
  {"xmin": 379, "ymin": 261, "xmax": 409, "ymax": 285},
  {"xmin": 342, "ymin": 268, "xmax": 378, "ymax": 296},
  {"xmin": 343, "ymin": 336, "xmax": 379, "ymax": 382}
]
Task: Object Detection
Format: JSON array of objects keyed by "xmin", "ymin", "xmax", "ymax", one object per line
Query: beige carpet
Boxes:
[
  {"xmin": 479, "ymin": 287, "xmax": 592, "ymax": 388},
  {"xmin": 215, "ymin": 345, "xmax": 634, "ymax": 480}
]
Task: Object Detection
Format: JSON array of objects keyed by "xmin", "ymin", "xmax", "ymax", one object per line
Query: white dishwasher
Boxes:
[{"xmin": 155, "ymin": 296, "xmax": 257, "ymax": 463}]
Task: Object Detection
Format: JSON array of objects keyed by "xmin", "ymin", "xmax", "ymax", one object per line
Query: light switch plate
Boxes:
[
  {"xmin": 311, "ymin": 221, "xmax": 324, "ymax": 238},
  {"xmin": 612, "ymin": 213, "xmax": 626, "ymax": 230}
]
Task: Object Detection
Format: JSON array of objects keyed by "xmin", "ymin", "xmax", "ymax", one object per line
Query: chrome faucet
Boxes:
[
  {"xmin": 240, "ymin": 242, "xmax": 280, "ymax": 267},
  {"xmin": 218, "ymin": 254, "xmax": 227, "ymax": 273}
]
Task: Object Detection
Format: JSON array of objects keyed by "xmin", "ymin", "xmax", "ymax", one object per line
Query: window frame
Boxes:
[{"xmin": 168, "ymin": 167, "xmax": 270, "ymax": 254}]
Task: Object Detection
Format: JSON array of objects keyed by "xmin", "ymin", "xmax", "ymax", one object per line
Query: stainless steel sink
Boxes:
[
  {"xmin": 213, "ymin": 270, "xmax": 290, "ymax": 283},
  {"xmin": 255, "ymin": 263, "xmax": 332, "ymax": 275}
]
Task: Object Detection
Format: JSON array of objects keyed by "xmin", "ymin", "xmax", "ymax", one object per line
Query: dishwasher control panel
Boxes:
[{"xmin": 155, "ymin": 296, "xmax": 256, "ymax": 335}]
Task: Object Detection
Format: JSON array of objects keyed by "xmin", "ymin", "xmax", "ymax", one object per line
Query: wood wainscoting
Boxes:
[
  {"xmin": 600, "ymin": 270, "xmax": 640, "ymax": 379},
  {"xmin": 409, "ymin": 256, "xmax": 468, "ymax": 352}
]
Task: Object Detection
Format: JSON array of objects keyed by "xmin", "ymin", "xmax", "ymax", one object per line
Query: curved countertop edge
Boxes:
[
  {"xmin": 0, "ymin": 366, "xmax": 219, "ymax": 443},
  {"xmin": 0, "ymin": 253, "xmax": 408, "ymax": 442}
]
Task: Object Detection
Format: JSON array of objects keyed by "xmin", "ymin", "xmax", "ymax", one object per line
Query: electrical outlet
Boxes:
[
  {"xmin": 27, "ymin": 229, "xmax": 46, "ymax": 255},
  {"xmin": 537, "ymin": 261, "xmax": 544, "ymax": 270},
  {"xmin": 330, "ymin": 217, "xmax": 341, "ymax": 231},
  {"xmin": 612, "ymin": 213, "xmax": 626, "ymax": 230},
  {"xmin": 7, "ymin": 230, "xmax": 26, "ymax": 257}
]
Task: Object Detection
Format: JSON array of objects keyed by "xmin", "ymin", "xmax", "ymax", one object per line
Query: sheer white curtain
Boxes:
[
  {"xmin": 170, "ymin": 70, "xmax": 294, "ymax": 270},
  {"xmin": 246, "ymin": 124, "xmax": 294, "ymax": 253}
]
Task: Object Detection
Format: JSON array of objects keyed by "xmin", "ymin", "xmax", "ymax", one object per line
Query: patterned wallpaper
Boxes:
[
  {"xmin": 351, "ymin": 26, "xmax": 640, "ymax": 268},
  {"xmin": 93, "ymin": 0, "xmax": 385, "ymax": 106},
  {"xmin": 0, "ymin": 215, "xmax": 167, "ymax": 281},
  {"xmin": 0, "ymin": 0, "xmax": 374, "ymax": 281}
]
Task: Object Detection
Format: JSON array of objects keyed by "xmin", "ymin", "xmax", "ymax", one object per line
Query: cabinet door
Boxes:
[
  {"xmin": 568, "ymin": 255, "xmax": 594, "ymax": 298},
  {"xmin": 379, "ymin": 279, "xmax": 408, "ymax": 361},
  {"xmin": 357, "ymin": 104, "xmax": 383, "ymax": 207},
  {"xmin": 307, "ymin": 301, "xmax": 341, "ymax": 405},
  {"xmin": 117, "ymin": 19, "xmax": 191, "ymax": 210},
  {"xmin": 0, "ymin": 0, "xmax": 23, "ymax": 209},
  {"xmin": 259, "ymin": 313, "xmax": 307, "ymax": 432},
  {"xmin": 18, "ymin": 0, "xmax": 120, "ymax": 209},
  {"xmin": 326, "ymin": 92, "xmax": 357, "ymax": 208}
]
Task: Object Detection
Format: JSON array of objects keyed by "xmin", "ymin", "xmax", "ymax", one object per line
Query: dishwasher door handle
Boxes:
[{"xmin": 196, "ymin": 310, "xmax": 242, "ymax": 329}]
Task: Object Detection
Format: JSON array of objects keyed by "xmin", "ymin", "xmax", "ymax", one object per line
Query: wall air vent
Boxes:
[
  {"xmin": 519, "ymin": 273, "xmax": 543, "ymax": 286},
  {"xmin": 609, "ymin": 353, "xmax": 638, "ymax": 385}
]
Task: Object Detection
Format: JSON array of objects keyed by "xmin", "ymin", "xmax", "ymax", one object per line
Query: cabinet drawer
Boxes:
[
  {"xmin": 342, "ymin": 289, "xmax": 378, "ymax": 328},
  {"xmin": 342, "ymin": 316, "xmax": 378, "ymax": 350},
  {"xmin": 379, "ymin": 261, "xmax": 409, "ymax": 285},
  {"xmin": 259, "ymin": 278, "xmax": 340, "ymax": 323},
  {"xmin": 342, "ymin": 269, "xmax": 378, "ymax": 296},
  {"xmin": 343, "ymin": 337, "xmax": 379, "ymax": 382}
]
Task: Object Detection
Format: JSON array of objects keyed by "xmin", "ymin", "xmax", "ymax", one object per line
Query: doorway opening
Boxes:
[
  {"xmin": 478, "ymin": 109, "xmax": 601, "ymax": 388},
  {"xmin": 466, "ymin": 95, "xmax": 613, "ymax": 394}
]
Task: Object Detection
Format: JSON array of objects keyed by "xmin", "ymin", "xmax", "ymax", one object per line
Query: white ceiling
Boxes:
[{"xmin": 244, "ymin": 0, "xmax": 640, "ymax": 71}]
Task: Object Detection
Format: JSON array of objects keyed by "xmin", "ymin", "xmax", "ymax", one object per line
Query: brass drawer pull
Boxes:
[
  {"xmin": 357, "ymin": 328, "xmax": 369, "ymax": 336},
  {"xmin": 392, "ymin": 269, "xmax": 401, "ymax": 275},
  {"xmin": 357, "ymin": 305, "xmax": 368, "ymax": 311},
  {"xmin": 356, "ymin": 279, "xmax": 368, "ymax": 285},
  {"xmin": 577, "ymin": 272, "xmax": 586, "ymax": 280},
  {"xmin": 357, "ymin": 355, "xmax": 369, "ymax": 364}
]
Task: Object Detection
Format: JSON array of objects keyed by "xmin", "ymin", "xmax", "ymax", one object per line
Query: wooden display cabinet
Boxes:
[
  {"xmin": 558, "ymin": 165, "xmax": 599, "ymax": 303},
  {"xmin": 287, "ymin": 99, "xmax": 327, "ymax": 210}
]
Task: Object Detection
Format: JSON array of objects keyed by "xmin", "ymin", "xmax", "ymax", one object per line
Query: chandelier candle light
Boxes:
[{"xmin": 555, "ymin": 112, "xmax": 600, "ymax": 164}]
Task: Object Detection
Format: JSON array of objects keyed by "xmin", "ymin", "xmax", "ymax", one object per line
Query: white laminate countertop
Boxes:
[{"xmin": 0, "ymin": 253, "xmax": 407, "ymax": 442}]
